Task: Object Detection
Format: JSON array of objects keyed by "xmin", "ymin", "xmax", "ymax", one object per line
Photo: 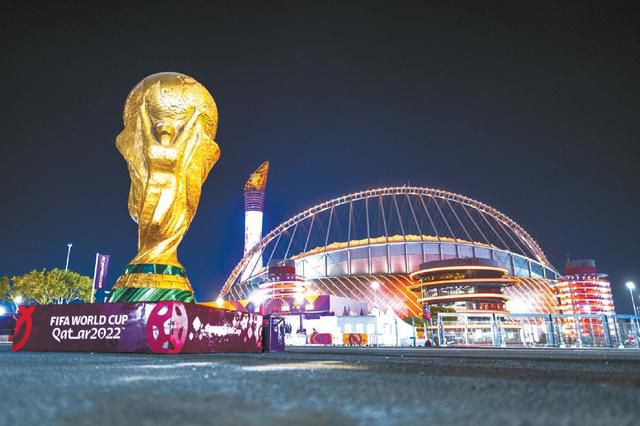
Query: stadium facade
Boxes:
[{"xmin": 219, "ymin": 186, "xmax": 563, "ymax": 318}]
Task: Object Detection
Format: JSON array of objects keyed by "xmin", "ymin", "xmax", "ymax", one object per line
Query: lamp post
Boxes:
[
  {"xmin": 370, "ymin": 281, "xmax": 380, "ymax": 346},
  {"xmin": 626, "ymin": 281, "xmax": 638, "ymax": 316},
  {"xmin": 65, "ymin": 243, "xmax": 73, "ymax": 272},
  {"xmin": 370, "ymin": 281, "xmax": 380, "ymax": 314}
]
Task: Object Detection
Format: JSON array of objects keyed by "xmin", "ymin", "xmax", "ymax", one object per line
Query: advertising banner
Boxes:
[
  {"xmin": 12, "ymin": 302, "xmax": 264, "ymax": 354},
  {"xmin": 92, "ymin": 253, "xmax": 110, "ymax": 290},
  {"xmin": 343, "ymin": 333, "xmax": 368, "ymax": 346},
  {"xmin": 422, "ymin": 304, "xmax": 431, "ymax": 321},
  {"xmin": 309, "ymin": 332, "xmax": 332, "ymax": 345}
]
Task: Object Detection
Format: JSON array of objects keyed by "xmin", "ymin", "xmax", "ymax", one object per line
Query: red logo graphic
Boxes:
[
  {"xmin": 145, "ymin": 302, "xmax": 189, "ymax": 354},
  {"xmin": 12, "ymin": 305, "xmax": 36, "ymax": 352},
  {"xmin": 309, "ymin": 332, "xmax": 332, "ymax": 345}
]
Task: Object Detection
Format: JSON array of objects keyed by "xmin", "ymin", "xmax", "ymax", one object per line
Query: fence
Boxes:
[{"xmin": 436, "ymin": 313, "xmax": 640, "ymax": 349}]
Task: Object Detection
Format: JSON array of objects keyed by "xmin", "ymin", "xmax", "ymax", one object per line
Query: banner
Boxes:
[
  {"xmin": 92, "ymin": 253, "xmax": 110, "ymax": 290},
  {"xmin": 422, "ymin": 304, "xmax": 431, "ymax": 321},
  {"xmin": 309, "ymin": 332, "xmax": 332, "ymax": 345},
  {"xmin": 11, "ymin": 302, "xmax": 264, "ymax": 354},
  {"xmin": 343, "ymin": 333, "xmax": 368, "ymax": 346}
]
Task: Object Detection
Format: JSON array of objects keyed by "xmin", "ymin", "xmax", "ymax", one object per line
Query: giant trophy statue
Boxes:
[{"xmin": 108, "ymin": 72, "xmax": 219, "ymax": 303}]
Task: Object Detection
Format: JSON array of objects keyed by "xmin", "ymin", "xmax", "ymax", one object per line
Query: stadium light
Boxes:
[
  {"xmin": 250, "ymin": 291, "xmax": 264, "ymax": 306},
  {"xmin": 65, "ymin": 243, "xmax": 73, "ymax": 272},
  {"xmin": 626, "ymin": 281, "xmax": 638, "ymax": 316}
]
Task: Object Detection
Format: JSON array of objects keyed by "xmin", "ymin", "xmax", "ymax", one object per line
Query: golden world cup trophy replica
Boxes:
[{"xmin": 108, "ymin": 72, "xmax": 220, "ymax": 303}]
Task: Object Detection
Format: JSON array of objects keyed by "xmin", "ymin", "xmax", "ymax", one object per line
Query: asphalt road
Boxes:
[{"xmin": 1, "ymin": 344, "xmax": 640, "ymax": 426}]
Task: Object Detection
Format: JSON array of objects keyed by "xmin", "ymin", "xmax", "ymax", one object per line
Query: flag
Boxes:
[
  {"xmin": 422, "ymin": 304, "xmax": 431, "ymax": 321},
  {"xmin": 93, "ymin": 253, "xmax": 110, "ymax": 290}
]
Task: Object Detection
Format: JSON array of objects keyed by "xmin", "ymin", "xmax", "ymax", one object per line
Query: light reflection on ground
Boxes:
[{"xmin": 242, "ymin": 360, "xmax": 366, "ymax": 372}]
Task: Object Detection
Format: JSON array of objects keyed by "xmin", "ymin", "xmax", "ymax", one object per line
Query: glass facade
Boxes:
[
  {"xmin": 293, "ymin": 241, "xmax": 558, "ymax": 281},
  {"xmin": 411, "ymin": 259, "xmax": 513, "ymax": 313},
  {"xmin": 231, "ymin": 240, "xmax": 560, "ymax": 317}
]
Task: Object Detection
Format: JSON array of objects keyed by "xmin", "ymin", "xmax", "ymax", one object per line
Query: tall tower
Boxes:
[
  {"xmin": 242, "ymin": 161, "xmax": 269, "ymax": 281},
  {"xmin": 556, "ymin": 259, "xmax": 616, "ymax": 315}
]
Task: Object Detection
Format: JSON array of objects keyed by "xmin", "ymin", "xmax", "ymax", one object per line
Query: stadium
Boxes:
[{"xmin": 218, "ymin": 186, "xmax": 560, "ymax": 318}]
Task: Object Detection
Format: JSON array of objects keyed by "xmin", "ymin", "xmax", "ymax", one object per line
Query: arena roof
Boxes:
[{"xmin": 219, "ymin": 186, "xmax": 556, "ymax": 298}]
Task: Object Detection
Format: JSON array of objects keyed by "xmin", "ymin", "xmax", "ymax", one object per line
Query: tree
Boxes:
[
  {"xmin": 10, "ymin": 268, "xmax": 92, "ymax": 305},
  {"xmin": 0, "ymin": 276, "xmax": 9, "ymax": 301}
]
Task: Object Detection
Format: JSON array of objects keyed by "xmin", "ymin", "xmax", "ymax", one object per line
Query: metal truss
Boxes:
[{"xmin": 219, "ymin": 186, "xmax": 551, "ymax": 298}]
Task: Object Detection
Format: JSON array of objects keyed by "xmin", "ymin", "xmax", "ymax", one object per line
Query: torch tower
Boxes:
[{"xmin": 241, "ymin": 161, "xmax": 269, "ymax": 282}]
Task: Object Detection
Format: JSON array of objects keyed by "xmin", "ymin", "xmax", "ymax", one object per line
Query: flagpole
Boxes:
[{"xmin": 91, "ymin": 253, "xmax": 99, "ymax": 303}]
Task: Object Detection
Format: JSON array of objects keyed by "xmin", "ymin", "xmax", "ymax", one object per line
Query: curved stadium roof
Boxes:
[{"xmin": 219, "ymin": 186, "xmax": 558, "ymax": 301}]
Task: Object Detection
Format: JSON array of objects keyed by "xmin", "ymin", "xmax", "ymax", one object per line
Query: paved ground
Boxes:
[{"xmin": 1, "ymin": 344, "xmax": 640, "ymax": 426}]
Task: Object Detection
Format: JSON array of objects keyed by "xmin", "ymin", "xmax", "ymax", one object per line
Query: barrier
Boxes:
[
  {"xmin": 12, "ymin": 302, "xmax": 266, "ymax": 353},
  {"xmin": 437, "ymin": 312, "xmax": 640, "ymax": 349}
]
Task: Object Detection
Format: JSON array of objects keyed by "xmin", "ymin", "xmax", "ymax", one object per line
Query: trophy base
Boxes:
[
  {"xmin": 109, "ymin": 263, "xmax": 194, "ymax": 303},
  {"xmin": 108, "ymin": 287, "xmax": 195, "ymax": 303}
]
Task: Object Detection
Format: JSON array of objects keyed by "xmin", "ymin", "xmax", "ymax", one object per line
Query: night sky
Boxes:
[{"xmin": 1, "ymin": 2, "xmax": 638, "ymax": 312}]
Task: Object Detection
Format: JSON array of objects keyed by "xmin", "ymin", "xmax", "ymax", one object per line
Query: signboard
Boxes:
[
  {"xmin": 308, "ymin": 332, "xmax": 332, "ymax": 345},
  {"xmin": 12, "ymin": 302, "xmax": 264, "ymax": 354},
  {"xmin": 92, "ymin": 253, "xmax": 110, "ymax": 290},
  {"xmin": 343, "ymin": 333, "xmax": 368, "ymax": 346},
  {"xmin": 422, "ymin": 304, "xmax": 431, "ymax": 321},
  {"xmin": 262, "ymin": 316, "xmax": 285, "ymax": 352}
]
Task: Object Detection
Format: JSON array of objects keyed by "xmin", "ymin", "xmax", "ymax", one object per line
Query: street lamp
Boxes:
[
  {"xmin": 370, "ymin": 281, "xmax": 381, "ymax": 346},
  {"xmin": 65, "ymin": 243, "xmax": 73, "ymax": 272},
  {"xmin": 370, "ymin": 281, "xmax": 380, "ymax": 313},
  {"xmin": 626, "ymin": 281, "xmax": 638, "ymax": 316},
  {"xmin": 215, "ymin": 297, "xmax": 224, "ymax": 307}
]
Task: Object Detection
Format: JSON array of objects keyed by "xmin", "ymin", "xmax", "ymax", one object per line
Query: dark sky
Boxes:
[{"xmin": 1, "ymin": 1, "xmax": 638, "ymax": 312}]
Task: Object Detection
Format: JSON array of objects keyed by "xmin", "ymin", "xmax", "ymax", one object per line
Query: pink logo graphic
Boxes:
[{"xmin": 146, "ymin": 302, "xmax": 188, "ymax": 354}]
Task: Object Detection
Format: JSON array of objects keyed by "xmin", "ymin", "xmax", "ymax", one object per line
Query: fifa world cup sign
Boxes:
[
  {"xmin": 12, "ymin": 303, "xmax": 263, "ymax": 354},
  {"xmin": 109, "ymin": 72, "xmax": 220, "ymax": 303}
]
